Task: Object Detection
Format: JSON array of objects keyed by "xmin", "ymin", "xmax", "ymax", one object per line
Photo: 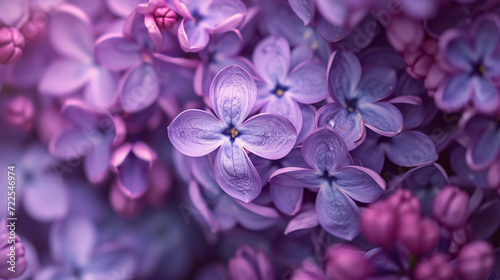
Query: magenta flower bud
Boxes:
[
  {"xmin": 398, "ymin": 213, "xmax": 439, "ymax": 255},
  {"xmin": 0, "ymin": 220, "xmax": 27, "ymax": 278},
  {"xmin": 387, "ymin": 189, "xmax": 421, "ymax": 217},
  {"xmin": 4, "ymin": 95, "xmax": 34, "ymax": 130},
  {"xmin": 432, "ymin": 186, "xmax": 469, "ymax": 229},
  {"xmin": 20, "ymin": 10, "xmax": 47, "ymax": 41},
  {"xmin": 414, "ymin": 253, "xmax": 455, "ymax": 280},
  {"xmin": 405, "ymin": 49, "xmax": 434, "ymax": 79},
  {"xmin": 457, "ymin": 241, "xmax": 495, "ymax": 280},
  {"xmin": 154, "ymin": 7, "xmax": 177, "ymax": 29},
  {"xmin": 326, "ymin": 244, "xmax": 371, "ymax": 280},
  {"xmin": 424, "ymin": 64, "xmax": 446, "ymax": 97},
  {"xmin": 386, "ymin": 16, "xmax": 425, "ymax": 53},
  {"xmin": 0, "ymin": 27, "xmax": 25, "ymax": 64},
  {"xmin": 449, "ymin": 226, "xmax": 473, "ymax": 255},
  {"xmin": 361, "ymin": 202, "xmax": 398, "ymax": 248},
  {"xmin": 487, "ymin": 161, "xmax": 500, "ymax": 194}
]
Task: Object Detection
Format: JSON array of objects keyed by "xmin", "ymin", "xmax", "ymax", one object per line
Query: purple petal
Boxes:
[
  {"xmin": 332, "ymin": 166, "xmax": 385, "ymax": 203},
  {"xmin": 391, "ymin": 96, "xmax": 424, "ymax": 130},
  {"xmin": 50, "ymin": 128, "xmax": 92, "ymax": 159},
  {"xmin": 435, "ymin": 73, "xmax": 473, "ymax": 112},
  {"xmin": 116, "ymin": 150, "xmax": 150, "ymax": 198},
  {"xmin": 213, "ymin": 196, "xmax": 238, "ymax": 230},
  {"xmin": 327, "ymin": 50, "xmax": 362, "ymax": 104},
  {"xmin": 302, "ymin": 127, "xmax": 348, "ymax": 173},
  {"xmin": 288, "ymin": 0, "xmax": 315, "ymax": 25},
  {"xmin": 350, "ymin": 137, "xmax": 385, "ymax": 173},
  {"xmin": 202, "ymin": 0, "xmax": 246, "ymax": 33},
  {"xmin": 315, "ymin": 15, "xmax": 351, "ymax": 43},
  {"xmin": 189, "ymin": 181, "xmax": 218, "ymax": 232},
  {"xmin": 358, "ymin": 102, "xmax": 403, "ymax": 137},
  {"xmin": 84, "ymin": 139, "xmax": 112, "ymax": 183},
  {"xmin": 261, "ymin": 95, "xmax": 303, "ymax": 132},
  {"xmin": 0, "ymin": 0, "xmax": 27, "ymax": 27},
  {"xmin": 120, "ymin": 63, "xmax": 160, "ymax": 113},
  {"xmin": 287, "ymin": 61, "xmax": 328, "ymax": 104},
  {"xmin": 214, "ymin": 30, "xmax": 243, "ymax": 57},
  {"xmin": 357, "ymin": 66, "xmax": 397, "ymax": 103},
  {"xmin": 316, "ymin": 184, "xmax": 360, "ymax": 240},
  {"xmin": 190, "ymin": 156, "xmax": 220, "ymax": 196},
  {"xmin": 168, "ymin": 109, "xmax": 226, "ymax": 157},
  {"xmin": 84, "ymin": 67, "xmax": 119, "ymax": 109},
  {"xmin": 316, "ymin": 103, "xmax": 366, "ymax": 151},
  {"xmin": 315, "ymin": 0, "xmax": 350, "ymax": 26},
  {"xmin": 214, "ymin": 142, "xmax": 261, "ymax": 202},
  {"xmin": 209, "ymin": 65, "xmax": 257, "ymax": 126},
  {"xmin": 474, "ymin": 17, "xmax": 500, "ymax": 61},
  {"xmin": 238, "ymin": 113, "xmax": 297, "ymax": 159},
  {"xmin": 61, "ymin": 100, "xmax": 101, "ymax": 129},
  {"xmin": 144, "ymin": 13, "xmax": 163, "ymax": 51},
  {"xmin": 467, "ymin": 125, "xmax": 500, "ymax": 170},
  {"xmin": 270, "ymin": 184, "xmax": 303, "ymax": 215},
  {"xmin": 385, "ymin": 131, "xmax": 438, "ymax": 167},
  {"xmin": 50, "ymin": 5, "xmax": 93, "ymax": 62},
  {"xmin": 269, "ymin": 167, "xmax": 323, "ymax": 188},
  {"xmin": 94, "ymin": 35, "xmax": 142, "ymax": 71},
  {"xmin": 442, "ymin": 33, "xmax": 473, "ymax": 71},
  {"xmin": 106, "ymin": 0, "xmax": 147, "ymax": 17},
  {"xmin": 284, "ymin": 205, "xmax": 319, "ymax": 234},
  {"xmin": 228, "ymin": 257, "xmax": 260, "ymax": 280},
  {"xmin": 38, "ymin": 58, "xmax": 92, "ymax": 96},
  {"xmin": 235, "ymin": 202, "xmax": 280, "ymax": 230},
  {"xmin": 23, "ymin": 175, "xmax": 69, "ymax": 222},
  {"xmin": 50, "ymin": 217, "xmax": 96, "ymax": 268},
  {"xmin": 178, "ymin": 19, "xmax": 210, "ymax": 52},
  {"xmin": 297, "ymin": 104, "xmax": 317, "ymax": 145},
  {"xmin": 472, "ymin": 76, "xmax": 499, "ymax": 113},
  {"xmin": 252, "ymin": 36, "xmax": 291, "ymax": 85}
]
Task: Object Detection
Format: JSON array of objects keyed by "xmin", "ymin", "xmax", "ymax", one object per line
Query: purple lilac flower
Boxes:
[
  {"xmin": 435, "ymin": 14, "xmax": 500, "ymax": 113},
  {"xmin": 228, "ymin": 245, "xmax": 274, "ymax": 280},
  {"xmin": 269, "ymin": 127, "xmax": 385, "ymax": 239},
  {"xmin": 169, "ymin": 0, "xmax": 246, "ymax": 52},
  {"xmin": 252, "ymin": 35, "xmax": 328, "ymax": 132},
  {"xmin": 316, "ymin": 50, "xmax": 402, "ymax": 150},
  {"xmin": 168, "ymin": 65, "xmax": 297, "ymax": 202},
  {"xmin": 135, "ymin": 0, "xmax": 178, "ymax": 51}
]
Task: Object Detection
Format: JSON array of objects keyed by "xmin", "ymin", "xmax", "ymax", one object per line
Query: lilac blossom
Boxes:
[
  {"xmin": 269, "ymin": 127, "xmax": 385, "ymax": 239},
  {"xmin": 252, "ymin": 35, "xmax": 328, "ymax": 132},
  {"xmin": 168, "ymin": 65, "xmax": 297, "ymax": 202},
  {"xmin": 228, "ymin": 246, "xmax": 274, "ymax": 280},
  {"xmin": 435, "ymin": 14, "xmax": 500, "ymax": 113},
  {"xmin": 316, "ymin": 50, "xmax": 402, "ymax": 150}
]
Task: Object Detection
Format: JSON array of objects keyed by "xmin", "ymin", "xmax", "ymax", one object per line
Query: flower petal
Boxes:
[
  {"xmin": 23, "ymin": 175, "xmax": 69, "ymax": 222},
  {"xmin": 316, "ymin": 103, "xmax": 366, "ymax": 151},
  {"xmin": 202, "ymin": 0, "xmax": 246, "ymax": 33},
  {"xmin": 178, "ymin": 18, "xmax": 210, "ymax": 52},
  {"xmin": 238, "ymin": 113, "xmax": 297, "ymax": 159},
  {"xmin": 38, "ymin": 58, "xmax": 92, "ymax": 96},
  {"xmin": 327, "ymin": 50, "xmax": 361, "ymax": 104},
  {"xmin": 268, "ymin": 167, "xmax": 323, "ymax": 189},
  {"xmin": 84, "ymin": 138, "xmax": 113, "ymax": 183},
  {"xmin": 332, "ymin": 166, "xmax": 385, "ymax": 203},
  {"xmin": 106, "ymin": 0, "xmax": 146, "ymax": 17},
  {"xmin": 94, "ymin": 35, "xmax": 142, "ymax": 71},
  {"xmin": 302, "ymin": 127, "xmax": 348, "ymax": 173},
  {"xmin": 284, "ymin": 204, "xmax": 319, "ymax": 234},
  {"xmin": 350, "ymin": 137, "xmax": 385, "ymax": 173},
  {"xmin": 209, "ymin": 65, "xmax": 257, "ymax": 126},
  {"xmin": 385, "ymin": 131, "xmax": 438, "ymax": 167},
  {"xmin": 474, "ymin": 17, "xmax": 500, "ymax": 60},
  {"xmin": 472, "ymin": 76, "xmax": 500, "ymax": 113},
  {"xmin": 270, "ymin": 184, "xmax": 303, "ymax": 215},
  {"xmin": 252, "ymin": 35, "xmax": 290, "ymax": 85},
  {"xmin": 357, "ymin": 66, "xmax": 397, "ymax": 103},
  {"xmin": 168, "ymin": 109, "xmax": 226, "ymax": 157},
  {"xmin": 287, "ymin": 61, "xmax": 328, "ymax": 104},
  {"xmin": 435, "ymin": 73, "xmax": 473, "ymax": 112},
  {"xmin": 467, "ymin": 125, "xmax": 500, "ymax": 170},
  {"xmin": 358, "ymin": 102, "xmax": 403, "ymax": 137},
  {"xmin": 297, "ymin": 104, "xmax": 317, "ymax": 145},
  {"xmin": 120, "ymin": 63, "xmax": 160, "ymax": 113},
  {"xmin": 214, "ymin": 142, "xmax": 261, "ymax": 202},
  {"xmin": 261, "ymin": 95, "xmax": 303, "ymax": 132},
  {"xmin": 288, "ymin": 0, "xmax": 315, "ymax": 25},
  {"xmin": 316, "ymin": 184, "xmax": 360, "ymax": 240},
  {"xmin": 442, "ymin": 33, "xmax": 474, "ymax": 71},
  {"xmin": 50, "ymin": 5, "xmax": 93, "ymax": 62},
  {"xmin": 189, "ymin": 181, "xmax": 218, "ymax": 232},
  {"xmin": 50, "ymin": 128, "xmax": 93, "ymax": 159},
  {"xmin": 315, "ymin": 15, "xmax": 350, "ymax": 42},
  {"xmin": 84, "ymin": 67, "xmax": 119, "ymax": 110}
]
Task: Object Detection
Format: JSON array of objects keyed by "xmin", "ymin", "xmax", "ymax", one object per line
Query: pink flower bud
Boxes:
[
  {"xmin": 387, "ymin": 189, "xmax": 421, "ymax": 217},
  {"xmin": 405, "ymin": 49, "xmax": 434, "ymax": 79},
  {"xmin": 154, "ymin": 7, "xmax": 177, "ymax": 29},
  {"xmin": 20, "ymin": 10, "xmax": 47, "ymax": 41},
  {"xmin": 326, "ymin": 244, "xmax": 371, "ymax": 280},
  {"xmin": 433, "ymin": 186, "xmax": 469, "ymax": 229},
  {"xmin": 0, "ymin": 27, "xmax": 25, "ymax": 64},
  {"xmin": 414, "ymin": 253, "xmax": 455, "ymax": 280},
  {"xmin": 487, "ymin": 161, "xmax": 500, "ymax": 194},
  {"xmin": 4, "ymin": 95, "xmax": 34, "ymax": 130},
  {"xmin": 448, "ymin": 226, "xmax": 473, "ymax": 255},
  {"xmin": 361, "ymin": 202, "xmax": 398, "ymax": 248},
  {"xmin": 424, "ymin": 64, "xmax": 447, "ymax": 97},
  {"xmin": 457, "ymin": 241, "xmax": 495, "ymax": 280},
  {"xmin": 386, "ymin": 16, "xmax": 425, "ymax": 53},
  {"xmin": 399, "ymin": 213, "xmax": 439, "ymax": 255}
]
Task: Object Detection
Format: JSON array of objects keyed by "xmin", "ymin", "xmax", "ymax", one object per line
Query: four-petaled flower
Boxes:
[
  {"xmin": 168, "ymin": 65, "xmax": 297, "ymax": 202},
  {"xmin": 269, "ymin": 127, "xmax": 385, "ymax": 240}
]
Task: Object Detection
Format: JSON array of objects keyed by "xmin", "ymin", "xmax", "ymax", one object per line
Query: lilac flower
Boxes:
[
  {"xmin": 252, "ymin": 35, "xmax": 328, "ymax": 132},
  {"xmin": 435, "ymin": 14, "xmax": 500, "ymax": 113},
  {"xmin": 269, "ymin": 127, "xmax": 385, "ymax": 239},
  {"xmin": 38, "ymin": 5, "xmax": 119, "ymax": 109},
  {"xmin": 135, "ymin": 0, "xmax": 178, "ymax": 51},
  {"xmin": 228, "ymin": 246, "xmax": 274, "ymax": 280},
  {"xmin": 316, "ymin": 50, "xmax": 402, "ymax": 150},
  {"xmin": 169, "ymin": 0, "xmax": 246, "ymax": 52},
  {"xmin": 169, "ymin": 65, "xmax": 297, "ymax": 202},
  {"xmin": 0, "ymin": 26, "xmax": 25, "ymax": 64},
  {"xmin": 50, "ymin": 100, "xmax": 121, "ymax": 183}
]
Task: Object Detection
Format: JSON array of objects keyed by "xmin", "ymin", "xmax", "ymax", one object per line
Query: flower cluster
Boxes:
[{"xmin": 0, "ymin": 0, "xmax": 499, "ymax": 279}]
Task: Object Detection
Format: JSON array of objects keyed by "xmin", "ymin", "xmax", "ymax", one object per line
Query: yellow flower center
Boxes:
[
  {"xmin": 276, "ymin": 89, "xmax": 284, "ymax": 96},
  {"xmin": 230, "ymin": 127, "xmax": 239, "ymax": 138}
]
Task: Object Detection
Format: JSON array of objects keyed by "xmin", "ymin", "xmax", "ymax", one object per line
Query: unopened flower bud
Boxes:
[
  {"xmin": 386, "ymin": 16, "xmax": 424, "ymax": 53},
  {"xmin": 154, "ymin": 7, "xmax": 177, "ymax": 29},
  {"xmin": 433, "ymin": 186, "xmax": 469, "ymax": 229},
  {"xmin": 361, "ymin": 201, "xmax": 398, "ymax": 248},
  {"xmin": 326, "ymin": 244, "xmax": 371, "ymax": 280},
  {"xmin": 399, "ymin": 213, "xmax": 439, "ymax": 255},
  {"xmin": 414, "ymin": 253, "xmax": 455, "ymax": 280},
  {"xmin": 0, "ymin": 27, "xmax": 25, "ymax": 64},
  {"xmin": 4, "ymin": 95, "xmax": 34, "ymax": 130},
  {"xmin": 457, "ymin": 241, "xmax": 495, "ymax": 280}
]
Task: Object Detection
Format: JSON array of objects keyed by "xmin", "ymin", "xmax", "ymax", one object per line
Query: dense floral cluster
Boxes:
[{"xmin": 0, "ymin": 0, "xmax": 499, "ymax": 279}]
